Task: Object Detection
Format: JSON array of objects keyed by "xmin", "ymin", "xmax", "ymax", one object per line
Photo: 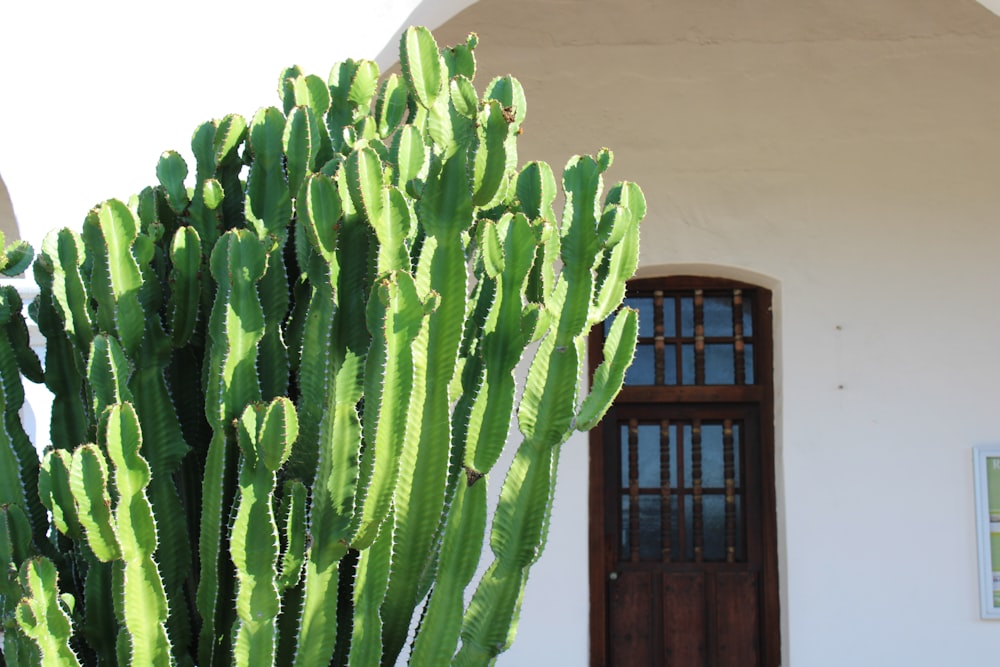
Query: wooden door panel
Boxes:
[
  {"xmin": 662, "ymin": 573, "xmax": 706, "ymax": 666},
  {"xmin": 609, "ymin": 571, "xmax": 655, "ymax": 666},
  {"xmin": 589, "ymin": 280, "xmax": 779, "ymax": 667},
  {"xmin": 716, "ymin": 572, "xmax": 760, "ymax": 667}
]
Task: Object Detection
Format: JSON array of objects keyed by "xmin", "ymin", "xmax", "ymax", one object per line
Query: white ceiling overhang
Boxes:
[{"xmin": 977, "ymin": 0, "xmax": 1000, "ymax": 17}]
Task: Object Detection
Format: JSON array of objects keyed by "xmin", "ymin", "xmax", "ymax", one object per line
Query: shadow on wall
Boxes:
[{"xmin": 0, "ymin": 173, "xmax": 19, "ymax": 242}]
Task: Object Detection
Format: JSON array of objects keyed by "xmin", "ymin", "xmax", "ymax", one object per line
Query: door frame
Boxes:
[{"xmin": 587, "ymin": 276, "xmax": 780, "ymax": 667}]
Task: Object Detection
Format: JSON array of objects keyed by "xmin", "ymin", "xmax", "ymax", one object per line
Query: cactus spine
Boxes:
[{"xmin": 0, "ymin": 26, "xmax": 643, "ymax": 666}]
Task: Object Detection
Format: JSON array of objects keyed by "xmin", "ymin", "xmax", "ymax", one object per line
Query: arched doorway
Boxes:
[{"xmin": 588, "ymin": 276, "xmax": 780, "ymax": 666}]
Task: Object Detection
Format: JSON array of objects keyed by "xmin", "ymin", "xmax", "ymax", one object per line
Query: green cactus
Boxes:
[{"xmin": 0, "ymin": 26, "xmax": 643, "ymax": 666}]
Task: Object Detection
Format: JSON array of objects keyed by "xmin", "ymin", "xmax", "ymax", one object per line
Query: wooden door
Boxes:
[{"xmin": 588, "ymin": 278, "xmax": 779, "ymax": 667}]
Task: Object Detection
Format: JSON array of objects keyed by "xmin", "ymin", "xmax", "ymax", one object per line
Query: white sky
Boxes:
[{"xmin": 0, "ymin": 0, "xmax": 471, "ymax": 250}]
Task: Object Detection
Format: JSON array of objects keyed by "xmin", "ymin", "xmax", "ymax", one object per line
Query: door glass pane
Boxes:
[
  {"xmin": 683, "ymin": 499, "xmax": 694, "ymax": 561},
  {"xmin": 660, "ymin": 296, "xmax": 677, "ymax": 337},
  {"xmin": 703, "ymin": 495, "xmax": 725, "ymax": 561},
  {"xmin": 700, "ymin": 423, "xmax": 724, "ymax": 487},
  {"xmin": 680, "ymin": 296, "xmax": 694, "ymax": 336},
  {"xmin": 742, "ymin": 295, "xmax": 754, "ymax": 335},
  {"xmin": 744, "ymin": 343, "xmax": 755, "ymax": 384},
  {"xmin": 620, "ymin": 424, "xmax": 663, "ymax": 488},
  {"xmin": 639, "ymin": 495, "xmax": 662, "ymax": 560},
  {"xmin": 625, "ymin": 344, "xmax": 655, "ymax": 385},
  {"xmin": 681, "ymin": 344, "xmax": 694, "ymax": 385},
  {"xmin": 665, "ymin": 495, "xmax": 680, "ymax": 562},
  {"xmin": 620, "ymin": 297, "xmax": 654, "ymax": 337},
  {"xmin": 703, "ymin": 295, "xmax": 733, "ymax": 336},
  {"xmin": 705, "ymin": 344, "xmax": 735, "ymax": 384},
  {"xmin": 637, "ymin": 425, "xmax": 660, "ymax": 487},
  {"xmin": 661, "ymin": 346, "xmax": 678, "ymax": 385}
]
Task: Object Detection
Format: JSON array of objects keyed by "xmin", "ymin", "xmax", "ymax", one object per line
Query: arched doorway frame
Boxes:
[{"xmin": 588, "ymin": 267, "xmax": 786, "ymax": 666}]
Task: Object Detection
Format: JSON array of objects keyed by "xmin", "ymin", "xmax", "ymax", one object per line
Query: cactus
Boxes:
[{"xmin": 0, "ymin": 25, "xmax": 643, "ymax": 666}]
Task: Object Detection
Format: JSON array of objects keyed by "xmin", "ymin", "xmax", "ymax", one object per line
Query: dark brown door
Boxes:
[{"xmin": 589, "ymin": 278, "xmax": 779, "ymax": 667}]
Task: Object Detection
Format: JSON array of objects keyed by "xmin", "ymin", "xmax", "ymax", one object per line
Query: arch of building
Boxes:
[{"xmin": 0, "ymin": 172, "xmax": 20, "ymax": 242}]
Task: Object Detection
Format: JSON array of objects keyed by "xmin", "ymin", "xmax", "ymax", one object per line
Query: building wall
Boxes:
[
  {"xmin": 429, "ymin": 1, "xmax": 1000, "ymax": 664},
  {"xmin": 0, "ymin": 174, "xmax": 19, "ymax": 242}
]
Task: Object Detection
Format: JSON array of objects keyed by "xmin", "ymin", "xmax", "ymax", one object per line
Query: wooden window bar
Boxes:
[
  {"xmin": 733, "ymin": 289, "xmax": 745, "ymax": 385},
  {"xmin": 693, "ymin": 290, "xmax": 705, "ymax": 385}
]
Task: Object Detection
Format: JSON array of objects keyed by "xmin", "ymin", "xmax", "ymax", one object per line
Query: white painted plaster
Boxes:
[{"xmin": 429, "ymin": 1, "xmax": 1000, "ymax": 665}]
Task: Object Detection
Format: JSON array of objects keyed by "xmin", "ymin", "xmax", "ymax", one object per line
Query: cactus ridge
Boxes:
[{"xmin": 0, "ymin": 26, "xmax": 644, "ymax": 667}]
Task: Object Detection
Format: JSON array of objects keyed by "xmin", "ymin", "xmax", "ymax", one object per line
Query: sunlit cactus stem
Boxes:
[{"xmin": 0, "ymin": 25, "xmax": 643, "ymax": 667}]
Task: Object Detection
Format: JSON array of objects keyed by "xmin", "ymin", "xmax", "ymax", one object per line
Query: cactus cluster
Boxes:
[{"xmin": 0, "ymin": 26, "xmax": 643, "ymax": 666}]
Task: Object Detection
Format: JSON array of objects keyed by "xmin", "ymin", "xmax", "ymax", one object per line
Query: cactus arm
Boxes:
[
  {"xmin": 247, "ymin": 107, "xmax": 293, "ymax": 402},
  {"xmin": 38, "ymin": 450, "xmax": 80, "ymax": 540},
  {"xmin": 283, "ymin": 106, "xmax": 320, "ymax": 199},
  {"xmin": 374, "ymin": 74, "xmax": 408, "ymax": 139},
  {"xmin": 167, "ymin": 226, "xmax": 202, "ymax": 348},
  {"xmin": 33, "ymin": 238, "xmax": 89, "ymax": 449},
  {"xmin": 1, "ymin": 503, "xmax": 40, "ymax": 666},
  {"xmin": 231, "ymin": 398, "xmax": 298, "ymax": 667},
  {"xmin": 327, "ymin": 60, "xmax": 360, "ymax": 153},
  {"xmin": 577, "ymin": 307, "xmax": 638, "ymax": 431},
  {"xmin": 463, "ymin": 215, "xmax": 539, "ymax": 474},
  {"xmin": 197, "ymin": 230, "xmax": 267, "ymax": 666},
  {"xmin": 257, "ymin": 250, "xmax": 291, "ymax": 402},
  {"xmin": 289, "ymin": 173, "xmax": 341, "ymax": 485},
  {"xmin": 5, "ymin": 294, "xmax": 42, "ymax": 385},
  {"xmin": 68, "ymin": 445, "xmax": 120, "ymax": 562},
  {"xmin": 0, "ymin": 288, "xmax": 47, "ymax": 545},
  {"xmin": 15, "ymin": 558, "xmax": 82, "ymax": 667},
  {"xmin": 389, "ymin": 124, "xmax": 427, "ymax": 197},
  {"xmin": 102, "ymin": 403, "xmax": 172, "ymax": 667},
  {"xmin": 39, "ymin": 229, "xmax": 93, "ymax": 355},
  {"xmin": 0, "ymin": 232, "xmax": 33, "ymax": 278},
  {"xmin": 515, "ymin": 161, "xmax": 557, "ymax": 223},
  {"xmin": 409, "ymin": 476, "xmax": 487, "ymax": 666},
  {"xmin": 156, "ymin": 150, "xmax": 190, "ymax": 215},
  {"xmin": 350, "ymin": 271, "xmax": 426, "ymax": 549},
  {"xmin": 276, "ymin": 479, "xmax": 307, "ymax": 594},
  {"xmin": 590, "ymin": 182, "xmax": 646, "ymax": 324},
  {"xmin": 470, "ymin": 101, "xmax": 509, "ymax": 209},
  {"xmin": 346, "ymin": 511, "xmax": 394, "ymax": 667},
  {"xmin": 212, "ymin": 114, "xmax": 249, "ymax": 232},
  {"xmin": 400, "ymin": 27, "xmax": 443, "ymax": 111},
  {"xmin": 293, "ymin": 293, "xmax": 367, "ymax": 667},
  {"xmin": 247, "ymin": 107, "xmax": 292, "ymax": 239},
  {"xmin": 455, "ymin": 443, "xmax": 555, "ymax": 665},
  {"xmin": 484, "ymin": 76, "xmax": 527, "ymax": 136},
  {"xmin": 87, "ymin": 334, "xmax": 133, "ymax": 414},
  {"xmin": 381, "ymin": 152, "xmax": 471, "ymax": 663},
  {"xmin": 83, "ymin": 200, "xmax": 145, "ymax": 356},
  {"xmin": 450, "ymin": 77, "xmax": 478, "ymax": 120}
]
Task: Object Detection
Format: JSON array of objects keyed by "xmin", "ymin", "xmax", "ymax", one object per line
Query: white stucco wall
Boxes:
[{"xmin": 428, "ymin": 1, "xmax": 1000, "ymax": 665}]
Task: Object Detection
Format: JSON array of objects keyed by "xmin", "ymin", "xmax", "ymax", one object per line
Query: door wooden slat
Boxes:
[
  {"xmin": 610, "ymin": 571, "xmax": 655, "ymax": 666},
  {"xmin": 716, "ymin": 572, "xmax": 761, "ymax": 667},
  {"xmin": 663, "ymin": 573, "xmax": 706, "ymax": 667}
]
